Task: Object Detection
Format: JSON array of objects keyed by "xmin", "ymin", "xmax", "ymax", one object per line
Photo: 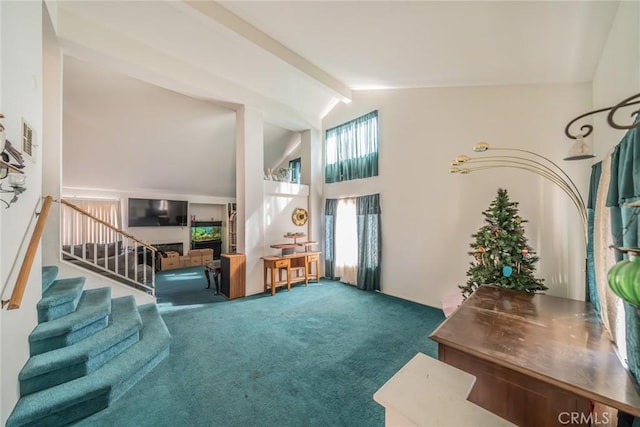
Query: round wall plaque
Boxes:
[{"xmin": 292, "ymin": 208, "xmax": 308, "ymax": 226}]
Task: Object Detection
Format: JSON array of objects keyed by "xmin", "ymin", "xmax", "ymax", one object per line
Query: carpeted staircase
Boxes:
[{"xmin": 7, "ymin": 266, "xmax": 172, "ymax": 427}]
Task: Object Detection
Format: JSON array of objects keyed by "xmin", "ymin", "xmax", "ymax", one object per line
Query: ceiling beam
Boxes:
[{"xmin": 183, "ymin": 0, "xmax": 352, "ymax": 104}]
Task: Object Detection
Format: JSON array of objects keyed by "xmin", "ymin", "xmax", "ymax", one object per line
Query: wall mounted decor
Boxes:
[{"xmin": 292, "ymin": 208, "xmax": 308, "ymax": 226}]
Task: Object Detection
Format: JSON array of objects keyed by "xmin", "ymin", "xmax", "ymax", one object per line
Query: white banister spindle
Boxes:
[{"xmin": 57, "ymin": 199, "xmax": 156, "ymax": 295}]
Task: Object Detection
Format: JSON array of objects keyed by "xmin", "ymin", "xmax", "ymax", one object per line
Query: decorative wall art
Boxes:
[{"xmin": 292, "ymin": 208, "xmax": 308, "ymax": 226}]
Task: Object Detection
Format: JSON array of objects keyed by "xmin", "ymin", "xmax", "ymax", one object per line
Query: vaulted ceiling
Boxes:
[{"xmin": 52, "ymin": 0, "xmax": 620, "ymax": 131}]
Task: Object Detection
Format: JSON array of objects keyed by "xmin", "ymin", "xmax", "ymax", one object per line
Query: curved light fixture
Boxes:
[
  {"xmin": 563, "ymin": 93, "xmax": 640, "ymax": 161},
  {"xmin": 450, "ymin": 142, "xmax": 587, "ymax": 243}
]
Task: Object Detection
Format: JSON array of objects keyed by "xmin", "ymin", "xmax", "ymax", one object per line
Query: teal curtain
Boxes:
[
  {"xmin": 605, "ymin": 118, "xmax": 640, "ymax": 390},
  {"xmin": 586, "ymin": 162, "xmax": 601, "ymax": 314},
  {"xmin": 356, "ymin": 194, "xmax": 381, "ymax": 291},
  {"xmin": 324, "ymin": 199, "xmax": 338, "ymax": 279},
  {"xmin": 288, "ymin": 158, "xmax": 301, "ymax": 184},
  {"xmin": 325, "ymin": 111, "xmax": 379, "ymax": 183}
]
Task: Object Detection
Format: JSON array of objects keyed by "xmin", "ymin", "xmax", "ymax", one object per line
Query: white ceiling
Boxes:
[
  {"xmin": 52, "ymin": 0, "xmax": 620, "ymax": 129},
  {"xmin": 221, "ymin": 1, "xmax": 620, "ymax": 90}
]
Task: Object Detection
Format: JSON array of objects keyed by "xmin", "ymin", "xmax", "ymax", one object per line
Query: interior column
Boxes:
[
  {"xmin": 235, "ymin": 106, "xmax": 265, "ymax": 295},
  {"xmin": 300, "ymin": 128, "xmax": 323, "ymax": 277}
]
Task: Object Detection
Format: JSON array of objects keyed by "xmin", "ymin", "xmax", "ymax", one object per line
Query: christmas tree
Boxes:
[{"xmin": 460, "ymin": 188, "xmax": 547, "ymax": 298}]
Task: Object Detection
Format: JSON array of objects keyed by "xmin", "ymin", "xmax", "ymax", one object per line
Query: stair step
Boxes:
[
  {"xmin": 20, "ymin": 297, "xmax": 142, "ymax": 396},
  {"xmin": 7, "ymin": 304, "xmax": 171, "ymax": 427},
  {"xmin": 37, "ymin": 277, "xmax": 86, "ymax": 323},
  {"xmin": 41, "ymin": 266, "xmax": 59, "ymax": 294},
  {"xmin": 29, "ymin": 288, "xmax": 112, "ymax": 356}
]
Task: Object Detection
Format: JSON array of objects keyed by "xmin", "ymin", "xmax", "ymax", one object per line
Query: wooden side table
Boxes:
[{"xmin": 262, "ymin": 256, "xmax": 291, "ymax": 296}]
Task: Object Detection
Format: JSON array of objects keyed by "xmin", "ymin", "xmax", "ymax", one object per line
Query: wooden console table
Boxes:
[
  {"xmin": 261, "ymin": 252, "xmax": 320, "ymax": 296},
  {"xmin": 429, "ymin": 285, "xmax": 640, "ymax": 426}
]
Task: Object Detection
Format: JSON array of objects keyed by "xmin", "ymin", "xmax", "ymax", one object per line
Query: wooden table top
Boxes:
[
  {"xmin": 261, "ymin": 251, "xmax": 321, "ymax": 262},
  {"xmin": 429, "ymin": 285, "xmax": 640, "ymax": 416}
]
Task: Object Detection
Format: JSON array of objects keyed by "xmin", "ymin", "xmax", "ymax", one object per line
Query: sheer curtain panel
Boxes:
[{"xmin": 335, "ymin": 198, "xmax": 358, "ymax": 285}]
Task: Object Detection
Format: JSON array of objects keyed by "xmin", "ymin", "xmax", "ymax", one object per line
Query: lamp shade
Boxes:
[{"xmin": 564, "ymin": 134, "xmax": 595, "ymax": 161}]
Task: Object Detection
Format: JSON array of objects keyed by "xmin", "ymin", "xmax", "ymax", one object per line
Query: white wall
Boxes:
[
  {"xmin": 300, "ymin": 128, "xmax": 323, "ymax": 271},
  {"xmin": 42, "ymin": 2, "xmax": 63, "ymax": 270},
  {"xmin": 190, "ymin": 203, "xmax": 225, "ymax": 223},
  {"xmin": 592, "ymin": 0, "xmax": 640, "ymax": 157},
  {"xmin": 323, "ymin": 84, "xmax": 592, "ymax": 308},
  {"xmin": 62, "ymin": 56, "xmax": 237, "ymax": 198},
  {"xmin": 0, "ymin": 2, "xmax": 43, "ymax": 423},
  {"xmin": 263, "ymin": 122, "xmax": 301, "ymax": 172},
  {"xmin": 263, "ymin": 181, "xmax": 310, "ymax": 255}
]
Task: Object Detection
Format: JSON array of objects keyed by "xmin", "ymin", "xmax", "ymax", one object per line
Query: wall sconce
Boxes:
[
  {"xmin": 564, "ymin": 133, "xmax": 594, "ymax": 161},
  {"xmin": 564, "ymin": 93, "xmax": 640, "ymax": 161},
  {"xmin": 563, "ymin": 93, "xmax": 640, "ymax": 308},
  {"xmin": 0, "ymin": 169, "xmax": 26, "ymax": 209},
  {"xmin": 450, "ymin": 142, "xmax": 588, "ymax": 242},
  {"xmin": 0, "ymin": 112, "xmax": 27, "ymax": 208}
]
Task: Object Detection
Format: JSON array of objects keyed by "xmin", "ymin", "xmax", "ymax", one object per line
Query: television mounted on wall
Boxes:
[{"xmin": 128, "ymin": 198, "xmax": 188, "ymax": 227}]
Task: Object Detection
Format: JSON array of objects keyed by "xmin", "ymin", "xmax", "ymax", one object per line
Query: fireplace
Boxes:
[{"xmin": 152, "ymin": 242, "xmax": 184, "ymax": 256}]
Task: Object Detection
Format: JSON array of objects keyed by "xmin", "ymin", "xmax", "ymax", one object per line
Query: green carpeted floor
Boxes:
[
  {"xmin": 76, "ymin": 268, "xmax": 445, "ymax": 427},
  {"xmin": 154, "ymin": 266, "xmax": 227, "ymax": 306}
]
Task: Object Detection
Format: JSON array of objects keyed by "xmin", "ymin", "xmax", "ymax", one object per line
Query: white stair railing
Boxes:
[{"xmin": 59, "ymin": 199, "xmax": 157, "ymax": 295}]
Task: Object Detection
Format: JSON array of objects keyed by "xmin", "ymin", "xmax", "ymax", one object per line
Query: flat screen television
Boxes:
[{"xmin": 128, "ymin": 198, "xmax": 188, "ymax": 227}]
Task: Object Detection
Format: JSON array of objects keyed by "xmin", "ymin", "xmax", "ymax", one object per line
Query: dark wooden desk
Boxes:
[
  {"xmin": 204, "ymin": 260, "xmax": 221, "ymax": 294},
  {"xmin": 429, "ymin": 285, "xmax": 640, "ymax": 427}
]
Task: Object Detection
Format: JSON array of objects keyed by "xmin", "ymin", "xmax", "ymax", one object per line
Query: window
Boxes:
[
  {"xmin": 325, "ymin": 110, "xmax": 379, "ymax": 183},
  {"xmin": 334, "ymin": 198, "xmax": 358, "ymax": 285},
  {"xmin": 325, "ymin": 194, "xmax": 382, "ymax": 291},
  {"xmin": 288, "ymin": 157, "xmax": 301, "ymax": 184}
]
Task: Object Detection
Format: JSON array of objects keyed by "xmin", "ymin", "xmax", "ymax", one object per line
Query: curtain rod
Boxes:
[{"xmin": 565, "ymin": 93, "xmax": 640, "ymax": 140}]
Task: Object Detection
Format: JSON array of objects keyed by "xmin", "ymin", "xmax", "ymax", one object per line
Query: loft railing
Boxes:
[
  {"xmin": 59, "ymin": 199, "xmax": 157, "ymax": 295},
  {"xmin": 2, "ymin": 196, "xmax": 53, "ymax": 310}
]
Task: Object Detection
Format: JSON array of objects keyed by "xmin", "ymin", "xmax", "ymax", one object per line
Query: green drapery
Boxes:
[
  {"xmin": 356, "ymin": 194, "xmax": 382, "ymax": 291},
  {"xmin": 288, "ymin": 157, "xmax": 301, "ymax": 184},
  {"xmin": 605, "ymin": 118, "xmax": 640, "ymax": 389},
  {"xmin": 324, "ymin": 198, "xmax": 338, "ymax": 279},
  {"xmin": 586, "ymin": 162, "xmax": 602, "ymax": 313},
  {"xmin": 325, "ymin": 111, "xmax": 379, "ymax": 183}
]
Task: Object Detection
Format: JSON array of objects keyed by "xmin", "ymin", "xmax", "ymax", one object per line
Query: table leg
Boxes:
[
  {"xmin": 264, "ymin": 265, "xmax": 268, "ymax": 293},
  {"xmin": 271, "ymin": 267, "xmax": 276, "ymax": 296},
  {"xmin": 204, "ymin": 268, "xmax": 211, "ymax": 289},
  {"xmin": 286, "ymin": 266, "xmax": 291, "ymax": 292}
]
